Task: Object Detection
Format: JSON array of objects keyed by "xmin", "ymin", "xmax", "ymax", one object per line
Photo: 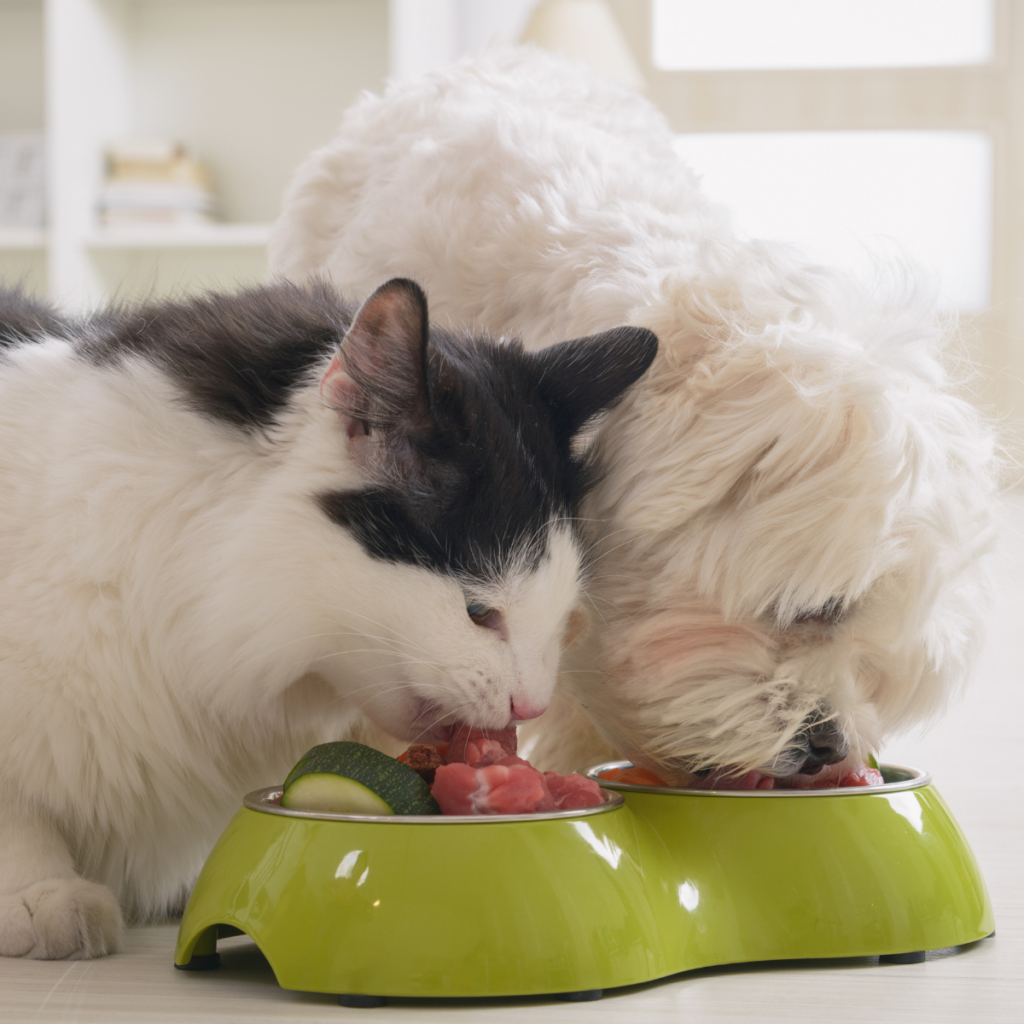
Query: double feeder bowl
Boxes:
[{"xmin": 174, "ymin": 763, "xmax": 993, "ymax": 1005}]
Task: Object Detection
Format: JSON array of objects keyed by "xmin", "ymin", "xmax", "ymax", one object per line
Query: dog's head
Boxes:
[{"xmin": 576, "ymin": 247, "xmax": 998, "ymax": 784}]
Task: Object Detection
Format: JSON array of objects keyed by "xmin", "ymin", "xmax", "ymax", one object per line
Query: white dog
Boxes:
[{"xmin": 270, "ymin": 48, "xmax": 999, "ymax": 784}]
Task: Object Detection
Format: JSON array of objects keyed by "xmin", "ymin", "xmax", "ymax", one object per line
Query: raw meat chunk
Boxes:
[
  {"xmin": 843, "ymin": 766, "xmax": 884, "ymax": 787},
  {"xmin": 601, "ymin": 762, "xmax": 884, "ymax": 791},
  {"xmin": 402, "ymin": 724, "xmax": 609, "ymax": 815},
  {"xmin": 443, "ymin": 724, "xmax": 518, "ymax": 767},
  {"xmin": 775, "ymin": 764, "xmax": 884, "ymax": 789},
  {"xmin": 543, "ymin": 771, "xmax": 605, "ymax": 809},
  {"xmin": 692, "ymin": 769, "xmax": 775, "ymax": 790},
  {"xmin": 599, "ymin": 766, "xmax": 668, "ymax": 786},
  {"xmin": 432, "ymin": 761, "xmax": 555, "ymax": 815},
  {"xmin": 808, "ymin": 765, "xmax": 883, "ymax": 788},
  {"xmin": 601, "ymin": 765, "xmax": 773, "ymax": 789}
]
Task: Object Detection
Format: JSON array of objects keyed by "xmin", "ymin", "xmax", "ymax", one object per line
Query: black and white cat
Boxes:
[{"xmin": 0, "ymin": 278, "xmax": 656, "ymax": 959}]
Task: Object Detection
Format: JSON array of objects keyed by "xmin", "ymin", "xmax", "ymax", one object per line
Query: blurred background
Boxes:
[{"xmin": 0, "ymin": 0, "xmax": 1020, "ymax": 424}]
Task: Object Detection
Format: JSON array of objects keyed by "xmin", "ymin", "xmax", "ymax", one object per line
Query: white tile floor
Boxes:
[{"xmin": 3, "ymin": 500, "xmax": 1022, "ymax": 1023}]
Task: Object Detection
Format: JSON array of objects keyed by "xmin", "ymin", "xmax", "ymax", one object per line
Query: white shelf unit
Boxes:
[
  {"xmin": 0, "ymin": 0, "xmax": 388, "ymax": 310},
  {"xmin": 84, "ymin": 222, "xmax": 274, "ymax": 250}
]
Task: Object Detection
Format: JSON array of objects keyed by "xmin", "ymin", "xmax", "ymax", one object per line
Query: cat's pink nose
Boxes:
[{"xmin": 510, "ymin": 699, "xmax": 547, "ymax": 722}]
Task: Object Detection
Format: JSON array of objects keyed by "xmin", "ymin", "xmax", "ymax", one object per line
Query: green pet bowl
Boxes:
[{"xmin": 174, "ymin": 764, "xmax": 993, "ymax": 1005}]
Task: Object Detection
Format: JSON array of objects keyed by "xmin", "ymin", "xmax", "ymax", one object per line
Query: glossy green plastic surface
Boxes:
[{"xmin": 175, "ymin": 780, "xmax": 993, "ymax": 998}]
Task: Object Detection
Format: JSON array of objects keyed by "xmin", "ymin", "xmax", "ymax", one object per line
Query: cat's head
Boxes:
[{"xmin": 316, "ymin": 279, "xmax": 657, "ymax": 742}]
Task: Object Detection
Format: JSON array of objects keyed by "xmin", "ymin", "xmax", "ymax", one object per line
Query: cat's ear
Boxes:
[
  {"xmin": 532, "ymin": 326, "xmax": 658, "ymax": 439},
  {"xmin": 320, "ymin": 278, "xmax": 431, "ymax": 447}
]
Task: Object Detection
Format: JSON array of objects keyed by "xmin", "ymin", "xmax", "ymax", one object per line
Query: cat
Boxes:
[{"xmin": 0, "ymin": 276, "xmax": 656, "ymax": 959}]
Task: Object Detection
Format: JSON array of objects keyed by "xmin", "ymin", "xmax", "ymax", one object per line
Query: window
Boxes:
[
  {"xmin": 652, "ymin": 0, "xmax": 994, "ymax": 70},
  {"xmin": 612, "ymin": 0, "xmax": 1021, "ymax": 422},
  {"xmin": 676, "ymin": 130, "xmax": 992, "ymax": 311}
]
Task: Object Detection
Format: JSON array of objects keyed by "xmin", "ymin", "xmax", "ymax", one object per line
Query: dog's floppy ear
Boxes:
[
  {"xmin": 532, "ymin": 326, "xmax": 658, "ymax": 439},
  {"xmin": 320, "ymin": 278, "xmax": 431, "ymax": 444}
]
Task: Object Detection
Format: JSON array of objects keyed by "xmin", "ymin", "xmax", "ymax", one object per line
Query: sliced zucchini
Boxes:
[
  {"xmin": 281, "ymin": 773, "xmax": 393, "ymax": 815},
  {"xmin": 280, "ymin": 740, "xmax": 440, "ymax": 816}
]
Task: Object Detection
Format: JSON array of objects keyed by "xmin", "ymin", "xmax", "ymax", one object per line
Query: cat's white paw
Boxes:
[{"xmin": 0, "ymin": 878, "xmax": 123, "ymax": 959}]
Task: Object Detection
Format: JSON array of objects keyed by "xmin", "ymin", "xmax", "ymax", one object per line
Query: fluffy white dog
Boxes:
[{"xmin": 270, "ymin": 48, "xmax": 998, "ymax": 784}]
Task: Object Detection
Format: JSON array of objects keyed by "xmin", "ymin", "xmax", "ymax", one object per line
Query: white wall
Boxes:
[
  {"xmin": 0, "ymin": 1, "xmax": 45, "ymax": 132},
  {"xmin": 0, "ymin": 1, "xmax": 47, "ymax": 293},
  {"xmin": 129, "ymin": 0, "xmax": 388, "ymax": 224},
  {"xmin": 388, "ymin": 0, "xmax": 537, "ymax": 80}
]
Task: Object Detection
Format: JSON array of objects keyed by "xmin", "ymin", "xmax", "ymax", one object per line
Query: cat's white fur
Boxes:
[
  {"xmin": 0, "ymin": 329, "xmax": 582, "ymax": 958},
  {"xmin": 270, "ymin": 49, "xmax": 999, "ymax": 780}
]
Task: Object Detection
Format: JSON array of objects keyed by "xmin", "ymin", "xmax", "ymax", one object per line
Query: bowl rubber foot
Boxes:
[
  {"xmin": 557, "ymin": 990, "xmax": 604, "ymax": 1001},
  {"xmin": 879, "ymin": 950, "xmax": 926, "ymax": 964},
  {"xmin": 174, "ymin": 953, "xmax": 221, "ymax": 971},
  {"xmin": 338, "ymin": 995, "xmax": 387, "ymax": 1008}
]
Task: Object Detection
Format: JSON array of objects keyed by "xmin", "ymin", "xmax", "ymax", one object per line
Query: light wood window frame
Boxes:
[{"xmin": 608, "ymin": 0, "xmax": 1020, "ymax": 423}]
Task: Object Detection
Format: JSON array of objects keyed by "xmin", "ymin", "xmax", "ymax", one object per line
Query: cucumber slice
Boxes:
[
  {"xmin": 281, "ymin": 740, "xmax": 440, "ymax": 816},
  {"xmin": 283, "ymin": 750, "xmax": 319, "ymax": 792},
  {"xmin": 281, "ymin": 773, "xmax": 393, "ymax": 815}
]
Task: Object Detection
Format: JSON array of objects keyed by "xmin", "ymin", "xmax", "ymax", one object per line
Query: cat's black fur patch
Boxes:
[
  {"xmin": 0, "ymin": 288, "xmax": 74, "ymax": 348},
  {"xmin": 2, "ymin": 280, "xmax": 656, "ymax": 583},
  {"xmin": 319, "ymin": 332, "xmax": 589, "ymax": 579},
  {"xmin": 320, "ymin": 322, "xmax": 657, "ymax": 579},
  {"xmin": 80, "ymin": 280, "xmax": 350, "ymax": 429}
]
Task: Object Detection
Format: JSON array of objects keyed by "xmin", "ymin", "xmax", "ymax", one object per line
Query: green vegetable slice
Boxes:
[
  {"xmin": 281, "ymin": 773, "xmax": 393, "ymax": 815},
  {"xmin": 281, "ymin": 740, "xmax": 439, "ymax": 816}
]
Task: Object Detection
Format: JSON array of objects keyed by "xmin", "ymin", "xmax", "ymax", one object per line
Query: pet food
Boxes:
[
  {"xmin": 404, "ymin": 725, "xmax": 605, "ymax": 815},
  {"xmin": 443, "ymin": 723, "xmax": 518, "ymax": 767},
  {"xmin": 431, "ymin": 759, "xmax": 557, "ymax": 815},
  {"xmin": 397, "ymin": 743, "xmax": 445, "ymax": 784},
  {"xmin": 601, "ymin": 762, "xmax": 884, "ymax": 790},
  {"xmin": 785, "ymin": 765, "xmax": 884, "ymax": 789},
  {"xmin": 599, "ymin": 766, "xmax": 669, "ymax": 786},
  {"xmin": 281, "ymin": 741, "xmax": 440, "ymax": 815}
]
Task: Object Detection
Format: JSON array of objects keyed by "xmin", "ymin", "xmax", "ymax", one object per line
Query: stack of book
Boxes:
[
  {"xmin": 0, "ymin": 134, "xmax": 46, "ymax": 228},
  {"xmin": 98, "ymin": 140, "xmax": 214, "ymax": 227}
]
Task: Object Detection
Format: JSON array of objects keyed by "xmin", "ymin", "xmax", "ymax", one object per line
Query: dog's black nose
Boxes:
[{"xmin": 798, "ymin": 717, "xmax": 850, "ymax": 774}]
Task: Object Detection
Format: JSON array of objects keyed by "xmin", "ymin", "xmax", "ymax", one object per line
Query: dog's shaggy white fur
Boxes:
[{"xmin": 271, "ymin": 48, "xmax": 999, "ymax": 782}]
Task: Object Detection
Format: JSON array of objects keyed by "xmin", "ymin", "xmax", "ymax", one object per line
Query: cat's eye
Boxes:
[{"xmin": 464, "ymin": 589, "xmax": 501, "ymax": 630}]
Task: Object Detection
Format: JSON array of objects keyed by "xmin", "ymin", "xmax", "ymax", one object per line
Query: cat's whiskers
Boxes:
[
  {"xmin": 309, "ymin": 652, "xmax": 445, "ymax": 673},
  {"xmin": 337, "ymin": 608, "xmax": 449, "ymax": 655},
  {"xmin": 236, "ymin": 626, "xmax": 432, "ymax": 674}
]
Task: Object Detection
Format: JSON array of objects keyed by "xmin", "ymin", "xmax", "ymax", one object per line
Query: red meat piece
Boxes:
[
  {"xmin": 831, "ymin": 765, "xmax": 884, "ymax": 788},
  {"xmin": 777, "ymin": 764, "xmax": 884, "ymax": 789},
  {"xmin": 543, "ymin": 772, "xmax": 605, "ymax": 809},
  {"xmin": 431, "ymin": 761, "xmax": 555, "ymax": 815},
  {"xmin": 599, "ymin": 766, "xmax": 669, "ymax": 786},
  {"xmin": 426, "ymin": 721, "xmax": 610, "ymax": 815},
  {"xmin": 443, "ymin": 724, "xmax": 518, "ymax": 767},
  {"xmin": 690, "ymin": 769, "xmax": 775, "ymax": 790}
]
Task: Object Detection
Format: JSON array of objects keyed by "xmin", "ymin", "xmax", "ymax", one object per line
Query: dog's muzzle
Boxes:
[
  {"xmin": 757, "ymin": 710, "xmax": 851, "ymax": 778},
  {"xmin": 794, "ymin": 713, "xmax": 851, "ymax": 775}
]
